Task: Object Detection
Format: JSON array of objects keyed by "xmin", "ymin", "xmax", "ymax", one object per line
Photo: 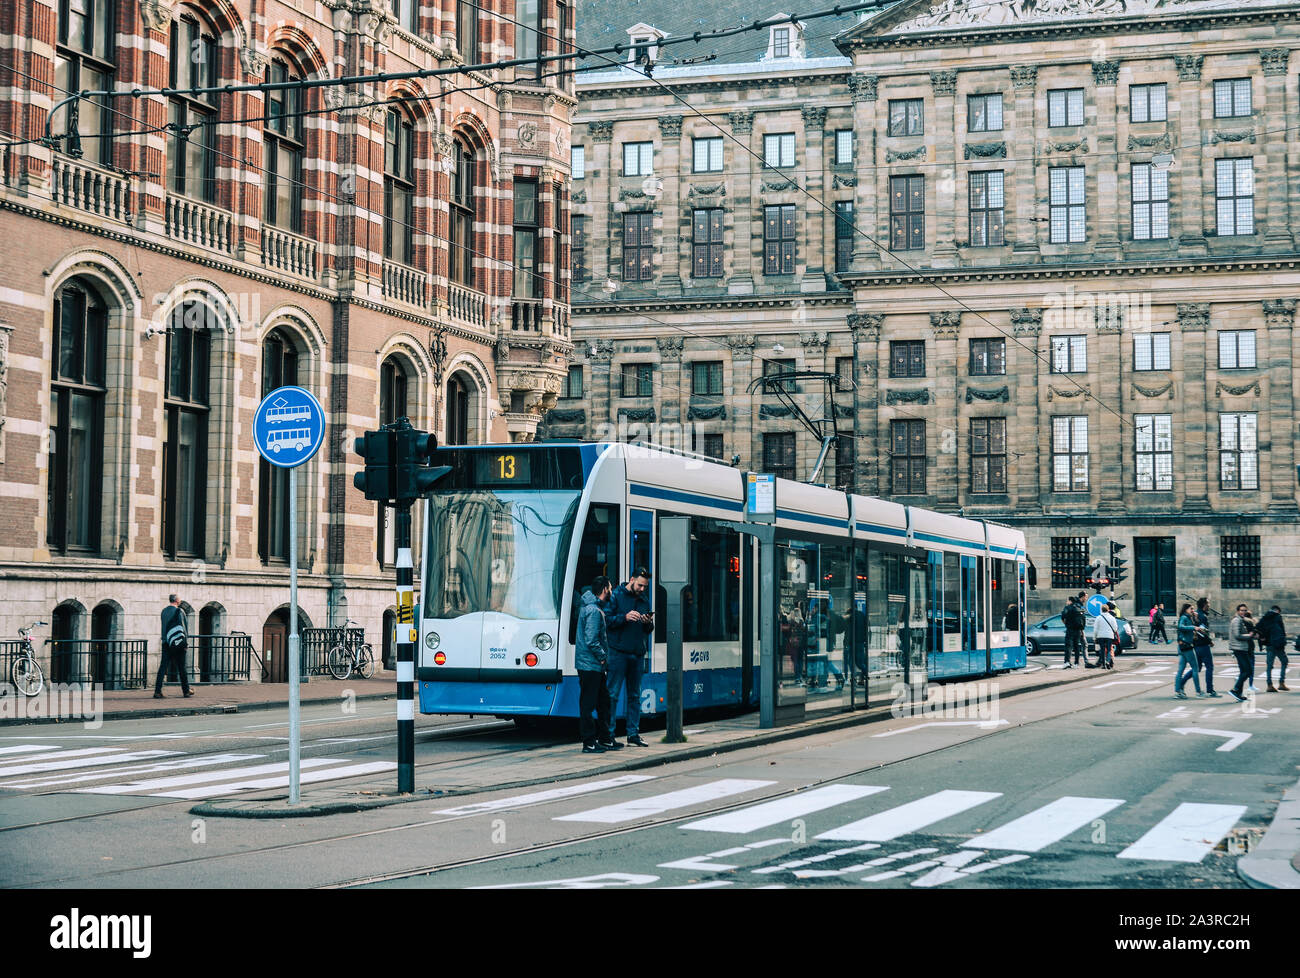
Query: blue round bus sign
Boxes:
[{"xmin": 254, "ymin": 386, "xmax": 325, "ymax": 468}]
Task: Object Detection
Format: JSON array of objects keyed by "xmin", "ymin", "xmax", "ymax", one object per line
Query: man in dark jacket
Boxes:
[
  {"xmin": 154, "ymin": 594, "xmax": 193, "ymax": 699},
  {"xmin": 1257, "ymin": 605, "xmax": 1289, "ymax": 692},
  {"xmin": 605, "ymin": 567, "xmax": 654, "ymax": 747},
  {"xmin": 575, "ymin": 576, "xmax": 621, "ymax": 753},
  {"xmin": 1062, "ymin": 595, "xmax": 1086, "ymax": 669}
]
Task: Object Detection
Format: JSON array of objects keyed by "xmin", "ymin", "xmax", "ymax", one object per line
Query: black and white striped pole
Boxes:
[{"xmin": 394, "ymin": 501, "xmax": 416, "ymax": 793}]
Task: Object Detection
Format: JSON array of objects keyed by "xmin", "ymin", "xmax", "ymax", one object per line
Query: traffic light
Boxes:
[
  {"xmin": 395, "ymin": 428, "xmax": 451, "ymax": 501},
  {"xmin": 1109, "ymin": 540, "xmax": 1128, "ymax": 588},
  {"xmin": 353, "ymin": 429, "xmax": 396, "ymax": 501}
]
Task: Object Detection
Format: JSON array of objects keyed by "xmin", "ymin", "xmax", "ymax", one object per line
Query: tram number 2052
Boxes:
[{"xmin": 689, "ymin": 650, "xmax": 710, "ymax": 664}]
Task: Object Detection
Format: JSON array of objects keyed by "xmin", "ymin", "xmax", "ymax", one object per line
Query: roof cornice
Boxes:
[
  {"xmin": 573, "ymin": 291, "xmax": 853, "ymax": 315},
  {"xmin": 838, "ymin": 255, "xmax": 1300, "ymax": 286}
]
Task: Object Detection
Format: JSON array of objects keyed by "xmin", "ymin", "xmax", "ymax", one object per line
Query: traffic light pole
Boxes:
[{"xmin": 394, "ymin": 500, "xmax": 416, "ymax": 794}]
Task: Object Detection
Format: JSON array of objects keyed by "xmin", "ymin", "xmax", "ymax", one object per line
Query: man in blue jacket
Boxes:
[
  {"xmin": 575, "ymin": 576, "xmax": 622, "ymax": 753},
  {"xmin": 605, "ymin": 567, "xmax": 654, "ymax": 747}
]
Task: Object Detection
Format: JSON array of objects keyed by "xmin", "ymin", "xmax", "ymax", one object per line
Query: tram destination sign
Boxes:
[{"xmin": 746, "ymin": 472, "xmax": 776, "ymax": 524}]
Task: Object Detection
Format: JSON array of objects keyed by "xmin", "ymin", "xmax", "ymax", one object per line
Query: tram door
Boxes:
[
  {"xmin": 903, "ymin": 557, "xmax": 928, "ymax": 688},
  {"xmin": 629, "ymin": 508, "xmax": 655, "ymax": 676},
  {"xmin": 960, "ymin": 555, "xmax": 978, "ymax": 670}
]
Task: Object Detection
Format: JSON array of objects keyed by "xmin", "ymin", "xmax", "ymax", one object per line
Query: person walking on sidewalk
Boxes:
[
  {"xmin": 154, "ymin": 594, "xmax": 193, "ymax": 699},
  {"xmin": 605, "ymin": 568, "xmax": 655, "ymax": 747},
  {"xmin": 1174, "ymin": 603, "xmax": 1202, "ymax": 699},
  {"xmin": 1151, "ymin": 604, "xmax": 1169, "ymax": 645},
  {"xmin": 1062, "ymin": 595, "xmax": 1086, "ymax": 669},
  {"xmin": 1257, "ymin": 605, "xmax": 1289, "ymax": 692},
  {"xmin": 575, "ymin": 576, "xmax": 621, "ymax": 754},
  {"xmin": 1227, "ymin": 603, "xmax": 1256, "ymax": 702},
  {"xmin": 1092, "ymin": 603, "xmax": 1120, "ymax": 670},
  {"xmin": 1194, "ymin": 597, "xmax": 1219, "ymax": 697}
]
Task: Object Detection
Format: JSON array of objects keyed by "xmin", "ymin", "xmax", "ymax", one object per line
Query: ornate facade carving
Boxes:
[
  {"xmin": 759, "ymin": 403, "xmax": 793, "ymax": 419},
  {"xmin": 619, "ymin": 188, "xmax": 650, "ymax": 201},
  {"xmin": 687, "ymin": 183, "xmax": 726, "ymax": 197},
  {"xmin": 763, "ymin": 178, "xmax": 798, "ymax": 193},
  {"xmin": 571, "ymin": 189, "xmax": 587, "ymax": 204},
  {"xmin": 965, "ymin": 385, "xmax": 1010, "ymax": 403},
  {"xmin": 1010, "ymin": 308, "xmax": 1043, "ymax": 335},
  {"xmin": 800, "ymin": 331, "xmax": 829, "ymax": 351},
  {"xmin": 726, "ymin": 335, "xmax": 756, "ymax": 357},
  {"xmin": 930, "ymin": 70, "xmax": 958, "ymax": 96},
  {"xmin": 139, "ymin": 0, "xmax": 173, "ymax": 32},
  {"xmin": 1010, "ymin": 66, "xmax": 1038, "ymax": 91},
  {"xmin": 1212, "ymin": 128, "xmax": 1256, "ymax": 145},
  {"xmin": 588, "ymin": 120, "xmax": 614, "ymax": 143},
  {"xmin": 886, "ymin": 146, "xmax": 927, "ymax": 163},
  {"xmin": 1175, "ymin": 54, "xmax": 1203, "ymax": 81},
  {"xmin": 659, "ymin": 115, "xmax": 683, "ymax": 138},
  {"xmin": 1092, "ymin": 60, "xmax": 1120, "ymax": 86},
  {"xmin": 964, "ymin": 141, "xmax": 1007, "ymax": 159},
  {"xmin": 1177, "ymin": 303, "xmax": 1210, "ymax": 331},
  {"xmin": 687, "ymin": 404, "xmax": 727, "ymax": 421},
  {"xmin": 589, "ymin": 339, "xmax": 615, "ymax": 360},
  {"xmin": 1132, "ymin": 380, "xmax": 1174, "ymax": 398},
  {"xmin": 240, "ymin": 46, "xmax": 269, "ymax": 78},
  {"xmin": 1216, "ymin": 380, "xmax": 1262, "ymax": 397},
  {"xmin": 728, "ymin": 110, "xmax": 754, "ymax": 135},
  {"xmin": 1095, "ymin": 305, "xmax": 1123, "ymax": 332},
  {"xmin": 847, "ymin": 74, "xmax": 878, "ymax": 102},
  {"xmin": 1128, "ymin": 131, "xmax": 1173, "ymax": 152},
  {"xmin": 1261, "ymin": 47, "xmax": 1291, "ymax": 75},
  {"xmin": 1263, "ymin": 298, "xmax": 1298, "ymax": 328},
  {"xmin": 832, "ymin": 174, "xmax": 858, "ymax": 188},
  {"xmin": 619, "ymin": 407, "xmax": 657, "ymax": 423},
  {"xmin": 546, "ymin": 407, "xmax": 587, "ymax": 424},
  {"xmin": 930, "ymin": 311, "xmax": 961, "ymax": 337},
  {"xmin": 886, "ymin": 389, "xmax": 930, "ymax": 405},
  {"xmin": 656, "ymin": 335, "xmax": 684, "ymax": 359},
  {"xmin": 1044, "ymin": 138, "xmax": 1088, "ymax": 154},
  {"xmin": 848, "ymin": 312, "xmax": 883, "ymax": 340},
  {"xmin": 1047, "ymin": 384, "xmax": 1091, "ymax": 401},
  {"xmin": 801, "ymin": 106, "xmax": 828, "ymax": 130},
  {"xmin": 518, "ymin": 121, "xmax": 539, "ymax": 150}
]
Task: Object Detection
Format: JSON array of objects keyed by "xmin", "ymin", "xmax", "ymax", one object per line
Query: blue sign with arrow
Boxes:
[
  {"xmin": 254, "ymin": 386, "xmax": 325, "ymax": 468},
  {"xmin": 1086, "ymin": 594, "xmax": 1109, "ymax": 617}
]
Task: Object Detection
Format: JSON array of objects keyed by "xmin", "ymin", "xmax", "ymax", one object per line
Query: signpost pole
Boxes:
[
  {"xmin": 288, "ymin": 465, "xmax": 301, "ymax": 805},
  {"xmin": 395, "ymin": 500, "xmax": 415, "ymax": 793}
]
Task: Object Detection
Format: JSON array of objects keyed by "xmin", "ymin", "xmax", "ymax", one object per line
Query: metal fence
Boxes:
[
  {"xmin": 48, "ymin": 640, "xmax": 149, "ymax": 690},
  {"xmin": 300, "ymin": 627, "xmax": 365, "ymax": 676},
  {"xmin": 0, "ymin": 640, "xmax": 27, "ymax": 689},
  {"xmin": 158, "ymin": 633, "xmax": 255, "ymax": 686}
]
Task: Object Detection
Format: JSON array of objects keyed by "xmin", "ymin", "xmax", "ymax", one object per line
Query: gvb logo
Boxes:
[{"xmin": 50, "ymin": 909, "xmax": 151, "ymax": 958}]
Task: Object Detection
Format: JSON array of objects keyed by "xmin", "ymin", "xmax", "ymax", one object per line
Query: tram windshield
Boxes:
[{"xmin": 424, "ymin": 489, "xmax": 581, "ymax": 621}]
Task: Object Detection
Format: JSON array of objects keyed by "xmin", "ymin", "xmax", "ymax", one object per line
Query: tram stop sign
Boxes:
[{"xmin": 254, "ymin": 386, "xmax": 326, "ymax": 468}]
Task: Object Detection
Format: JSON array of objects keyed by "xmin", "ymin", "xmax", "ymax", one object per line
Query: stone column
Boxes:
[
  {"xmin": 589, "ymin": 340, "xmax": 615, "ymax": 435},
  {"xmin": 849, "ymin": 74, "xmax": 880, "ymax": 270},
  {"xmin": 727, "ymin": 110, "xmax": 756, "ymax": 293},
  {"xmin": 1264, "ymin": 299, "xmax": 1298, "ymax": 511},
  {"xmin": 931, "ymin": 312, "xmax": 961, "ymax": 504},
  {"xmin": 1010, "ymin": 309, "xmax": 1044, "ymax": 511},
  {"xmin": 1175, "ymin": 56, "xmax": 1208, "ymax": 256},
  {"xmin": 657, "ymin": 114, "xmax": 684, "ymax": 288},
  {"xmin": 801, "ymin": 105, "xmax": 828, "ymax": 284},
  {"xmin": 1091, "ymin": 61, "xmax": 1122, "ymax": 261},
  {"xmin": 1178, "ymin": 303, "xmax": 1211, "ymax": 511},
  {"xmin": 657, "ymin": 335, "xmax": 684, "ymax": 430},
  {"xmin": 1260, "ymin": 49, "xmax": 1294, "ymax": 253},
  {"xmin": 727, "ymin": 335, "xmax": 757, "ymax": 466},
  {"xmin": 930, "ymin": 71, "xmax": 959, "ymax": 266},
  {"xmin": 588, "ymin": 120, "xmax": 613, "ymax": 283},
  {"xmin": 849, "ymin": 313, "xmax": 882, "ymax": 495},
  {"xmin": 1095, "ymin": 302, "xmax": 1124, "ymax": 508},
  {"xmin": 1009, "ymin": 66, "xmax": 1039, "ymax": 257}
]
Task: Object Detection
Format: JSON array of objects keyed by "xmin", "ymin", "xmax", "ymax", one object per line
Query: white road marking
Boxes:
[
  {"xmin": 0, "ymin": 749, "xmax": 180, "ymax": 777},
  {"xmin": 816, "ymin": 790, "xmax": 1002, "ymax": 842},
  {"xmin": 1, "ymin": 753, "xmax": 263, "ymax": 789},
  {"xmin": 1172, "ymin": 728, "xmax": 1252, "ymax": 752},
  {"xmin": 659, "ymin": 838, "xmax": 788, "ymax": 872},
  {"xmin": 959, "ymin": 796, "xmax": 1125, "ymax": 853},
  {"xmin": 872, "ymin": 720, "xmax": 1008, "ymax": 738},
  {"xmin": 911, "ymin": 852, "xmax": 1030, "ymax": 888},
  {"xmin": 554, "ymin": 779, "xmax": 777, "ymax": 824},
  {"xmin": 433, "ymin": 775, "xmax": 657, "ymax": 815},
  {"xmin": 1117, "ymin": 803, "xmax": 1248, "ymax": 863},
  {"xmin": 76, "ymin": 758, "xmax": 351, "ymax": 794},
  {"xmin": 0, "ymin": 744, "xmax": 61, "ymax": 756},
  {"xmin": 794, "ymin": 847, "xmax": 939, "ymax": 880},
  {"xmin": 682, "ymin": 784, "xmax": 888, "ymax": 834},
  {"xmin": 153, "ymin": 761, "xmax": 397, "ymax": 799},
  {"xmin": 752, "ymin": 843, "xmax": 881, "ymax": 875},
  {"xmin": 1091, "ymin": 680, "xmax": 1163, "ymax": 688},
  {"xmin": 473, "ymin": 873, "xmax": 660, "ymax": 890},
  {"xmin": 1136, "ymin": 665, "xmax": 1174, "ymax": 674},
  {"xmin": 0, "ymin": 746, "xmax": 126, "ymax": 767},
  {"xmin": 662, "ymin": 881, "xmax": 734, "ymax": 888}
]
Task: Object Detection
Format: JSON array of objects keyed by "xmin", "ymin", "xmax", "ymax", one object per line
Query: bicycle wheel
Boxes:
[
  {"xmin": 12, "ymin": 656, "xmax": 44, "ymax": 697},
  {"xmin": 357, "ymin": 645, "xmax": 376, "ymax": 680},
  {"xmin": 327, "ymin": 645, "xmax": 353, "ymax": 680}
]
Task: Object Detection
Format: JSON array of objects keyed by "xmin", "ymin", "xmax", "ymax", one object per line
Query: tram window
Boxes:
[
  {"xmin": 943, "ymin": 552, "xmax": 961, "ymax": 639},
  {"xmin": 991, "ymin": 558, "xmax": 1016, "ymax": 629},
  {"xmin": 654, "ymin": 515, "xmax": 741, "ymax": 644},
  {"xmin": 568, "ymin": 503, "xmax": 619, "ymax": 645},
  {"xmin": 976, "ymin": 556, "xmax": 987, "ymax": 637}
]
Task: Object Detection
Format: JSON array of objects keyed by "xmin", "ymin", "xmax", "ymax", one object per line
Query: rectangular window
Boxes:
[
  {"xmin": 968, "ymin": 93, "xmax": 1004, "ymax": 132},
  {"xmin": 513, "ymin": 179, "xmax": 540, "ymax": 298},
  {"xmin": 1048, "ymin": 88, "xmax": 1085, "ymax": 127},
  {"xmin": 1218, "ymin": 330, "xmax": 1256, "ymax": 369},
  {"xmin": 1131, "ymin": 163, "xmax": 1170, "ymax": 240},
  {"xmin": 969, "ymin": 170, "xmax": 1005, "ymax": 246},
  {"xmin": 1052, "ymin": 416, "xmax": 1089, "ymax": 491},
  {"xmin": 890, "ymin": 419, "xmax": 926, "ymax": 494},
  {"xmin": 888, "ymin": 99, "xmax": 924, "ymax": 137},
  {"xmin": 835, "ymin": 356, "xmax": 854, "ymax": 392},
  {"xmin": 763, "ymin": 357, "xmax": 798, "ymax": 394},
  {"xmin": 692, "ymin": 208, "xmax": 724, "ymax": 278},
  {"xmin": 1051, "ymin": 537, "xmax": 1091, "ymax": 590},
  {"xmin": 622, "ymin": 142, "xmax": 653, "ymax": 176},
  {"xmin": 571, "ymin": 215, "xmax": 588, "ymax": 283},
  {"xmin": 457, "ymin": 0, "xmax": 479, "ymax": 62},
  {"xmin": 1133, "ymin": 333, "xmax": 1171, "ymax": 371},
  {"xmin": 693, "ymin": 137, "xmax": 723, "ymax": 173},
  {"xmin": 702, "ymin": 433, "xmax": 724, "ymax": 459},
  {"xmin": 890, "ymin": 175, "xmax": 925, "ymax": 250},
  {"xmin": 1215, "ymin": 158, "xmax": 1255, "ymax": 236},
  {"xmin": 1049, "ymin": 166, "xmax": 1086, "ymax": 243},
  {"xmin": 571, "ymin": 145, "xmax": 585, "ymax": 179},
  {"xmin": 772, "ymin": 27, "xmax": 790, "ymax": 58},
  {"xmin": 970, "ymin": 418, "xmax": 1007, "ymax": 494},
  {"xmin": 889, "ymin": 340, "xmax": 925, "ymax": 379},
  {"xmin": 1051, "ymin": 335, "xmax": 1087, "ymax": 373},
  {"xmin": 1219, "ymin": 413, "xmax": 1259, "ymax": 490},
  {"xmin": 763, "ymin": 204, "xmax": 796, "ymax": 275},
  {"xmin": 622, "ymin": 212, "xmax": 654, "ymax": 281},
  {"xmin": 1213, "ymin": 78, "xmax": 1252, "ymax": 118},
  {"xmin": 835, "ymin": 129, "xmax": 854, "ymax": 165},
  {"xmin": 692, "ymin": 361, "xmax": 723, "ymax": 395},
  {"xmin": 834, "ymin": 201, "xmax": 854, "ymax": 272},
  {"xmin": 1130, "ymin": 83, "xmax": 1167, "ymax": 123},
  {"xmin": 970, "ymin": 338, "xmax": 1006, "ymax": 376},
  {"xmin": 763, "ymin": 432, "xmax": 796, "ymax": 482},
  {"xmin": 562, "ymin": 365, "xmax": 583, "ymax": 399},
  {"xmin": 514, "ymin": 0, "xmax": 540, "ymax": 76},
  {"xmin": 1221, "ymin": 535, "xmax": 1261, "ymax": 589},
  {"xmin": 1135, "ymin": 414, "xmax": 1173, "ymax": 491},
  {"xmin": 763, "ymin": 133, "xmax": 795, "ymax": 169},
  {"xmin": 834, "ymin": 434, "xmax": 855, "ymax": 489},
  {"xmin": 621, "ymin": 363, "xmax": 654, "ymax": 397}
]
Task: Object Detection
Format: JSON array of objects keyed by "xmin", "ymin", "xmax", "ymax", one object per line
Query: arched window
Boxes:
[
  {"xmin": 450, "ymin": 140, "xmax": 475, "ymax": 286},
  {"xmin": 162, "ymin": 300, "xmax": 211, "ymax": 559},
  {"xmin": 49, "ymin": 279, "xmax": 107, "ymax": 554},
  {"xmin": 258, "ymin": 329, "xmax": 299, "ymax": 563},
  {"xmin": 55, "ymin": 0, "xmax": 115, "ymax": 165},
  {"xmin": 378, "ymin": 355, "xmax": 411, "ymax": 566},
  {"xmin": 384, "ymin": 109, "xmax": 415, "ymax": 265},
  {"xmin": 167, "ymin": 12, "xmax": 219, "ymax": 203},
  {"xmin": 264, "ymin": 58, "xmax": 304, "ymax": 232},
  {"xmin": 446, "ymin": 373, "xmax": 470, "ymax": 445}
]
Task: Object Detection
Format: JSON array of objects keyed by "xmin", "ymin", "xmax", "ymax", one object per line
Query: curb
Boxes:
[
  {"xmin": 1237, "ymin": 777, "xmax": 1300, "ymax": 889},
  {"xmin": 190, "ymin": 660, "xmax": 1133, "ymax": 819},
  {"xmin": 0, "ymin": 688, "xmax": 396, "ymax": 727}
]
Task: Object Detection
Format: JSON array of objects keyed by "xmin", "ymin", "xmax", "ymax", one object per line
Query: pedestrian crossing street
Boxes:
[{"xmin": 0, "ymin": 743, "xmax": 395, "ymax": 800}]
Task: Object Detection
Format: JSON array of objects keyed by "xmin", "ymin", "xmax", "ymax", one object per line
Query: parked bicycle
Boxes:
[
  {"xmin": 10, "ymin": 621, "xmax": 48, "ymax": 696},
  {"xmin": 327, "ymin": 619, "xmax": 375, "ymax": 680}
]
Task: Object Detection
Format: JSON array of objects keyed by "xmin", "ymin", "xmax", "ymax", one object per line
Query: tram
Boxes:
[{"xmin": 415, "ymin": 442, "xmax": 1029, "ymax": 722}]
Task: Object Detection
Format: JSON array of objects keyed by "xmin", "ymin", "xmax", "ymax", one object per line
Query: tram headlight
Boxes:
[
  {"xmin": 425, "ymin": 631, "xmax": 440, "ymax": 650},
  {"xmin": 533, "ymin": 633, "xmax": 553, "ymax": 652}
]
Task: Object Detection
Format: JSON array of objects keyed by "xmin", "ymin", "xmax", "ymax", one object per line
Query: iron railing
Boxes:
[
  {"xmin": 158, "ymin": 633, "xmax": 254, "ymax": 686},
  {"xmin": 300, "ymin": 627, "xmax": 365, "ymax": 676},
  {"xmin": 48, "ymin": 639, "xmax": 148, "ymax": 690}
]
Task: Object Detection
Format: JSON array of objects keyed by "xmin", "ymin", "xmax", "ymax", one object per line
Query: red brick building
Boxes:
[{"xmin": 0, "ymin": 0, "xmax": 574, "ymax": 680}]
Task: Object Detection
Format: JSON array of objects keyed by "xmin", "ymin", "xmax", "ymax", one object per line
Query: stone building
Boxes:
[
  {"xmin": 561, "ymin": 0, "xmax": 1300, "ymax": 619},
  {"xmin": 0, "ymin": 0, "xmax": 573, "ymax": 680}
]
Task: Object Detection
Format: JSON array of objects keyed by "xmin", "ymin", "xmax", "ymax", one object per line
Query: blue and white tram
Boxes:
[{"xmin": 415, "ymin": 442, "xmax": 1029, "ymax": 722}]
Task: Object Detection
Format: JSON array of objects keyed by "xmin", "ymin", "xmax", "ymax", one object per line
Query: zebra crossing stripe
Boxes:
[
  {"xmin": 434, "ymin": 775, "xmax": 657, "ymax": 816},
  {"xmin": 554, "ymin": 779, "xmax": 777, "ymax": 824},
  {"xmin": 960, "ymin": 796, "xmax": 1125, "ymax": 853},
  {"xmin": 76, "ymin": 758, "xmax": 352, "ymax": 795},
  {"xmin": 1, "ymin": 754, "xmax": 264, "ymax": 790},
  {"xmin": 0, "ymin": 745, "xmax": 62, "ymax": 757},
  {"xmin": 682, "ymin": 784, "xmax": 889, "ymax": 834},
  {"xmin": 1117, "ymin": 803, "xmax": 1248, "ymax": 863},
  {"xmin": 152, "ymin": 761, "xmax": 397, "ymax": 799},
  {"xmin": 816, "ymin": 789, "xmax": 1002, "ymax": 842},
  {"xmin": 0, "ymin": 749, "xmax": 180, "ymax": 778}
]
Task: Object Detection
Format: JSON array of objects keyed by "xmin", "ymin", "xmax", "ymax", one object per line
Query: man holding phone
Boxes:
[{"xmin": 605, "ymin": 567, "xmax": 655, "ymax": 747}]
